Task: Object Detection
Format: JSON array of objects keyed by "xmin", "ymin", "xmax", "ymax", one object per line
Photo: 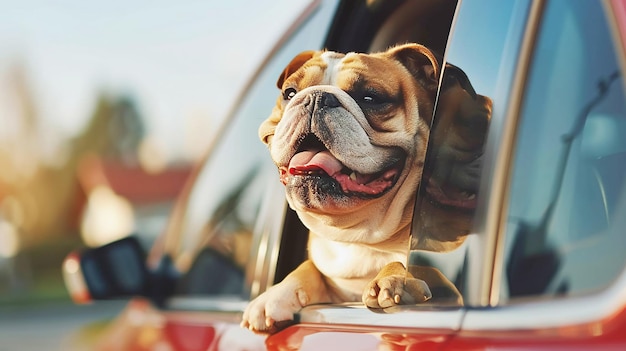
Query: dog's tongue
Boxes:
[
  {"xmin": 288, "ymin": 150, "xmax": 396, "ymax": 195},
  {"xmin": 289, "ymin": 150, "xmax": 343, "ymax": 177}
]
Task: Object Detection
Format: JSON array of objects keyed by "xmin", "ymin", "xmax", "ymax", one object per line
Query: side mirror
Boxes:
[{"xmin": 62, "ymin": 236, "xmax": 149, "ymax": 303}]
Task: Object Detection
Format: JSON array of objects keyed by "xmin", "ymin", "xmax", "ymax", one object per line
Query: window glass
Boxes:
[
  {"xmin": 167, "ymin": 0, "xmax": 339, "ymax": 297},
  {"xmin": 503, "ymin": 0, "xmax": 626, "ymax": 300},
  {"xmin": 410, "ymin": 0, "xmax": 529, "ymax": 304}
]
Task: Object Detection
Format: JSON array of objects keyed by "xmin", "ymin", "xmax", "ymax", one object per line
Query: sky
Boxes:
[
  {"xmin": 445, "ymin": 0, "xmax": 521, "ymax": 99},
  {"xmin": 0, "ymin": 0, "xmax": 309, "ymax": 162}
]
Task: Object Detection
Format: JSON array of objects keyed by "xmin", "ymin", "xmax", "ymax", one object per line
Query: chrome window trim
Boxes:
[
  {"xmin": 484, "ymin": 0, "xmax": 546, "ymax": 307},
  {"xmin": 299, "ymin": 303, "xmax": 464, "ymax": 331},
  {"xmin": 463, "ymin": 266, "xmax": 626, "ymax": 331}
]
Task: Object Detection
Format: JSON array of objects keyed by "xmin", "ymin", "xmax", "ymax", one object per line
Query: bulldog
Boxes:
[{"xmin": 241, "ymin": 43, "xmax": 442, "ymax": 334}]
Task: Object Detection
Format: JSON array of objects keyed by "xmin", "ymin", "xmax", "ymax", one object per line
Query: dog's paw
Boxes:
[
  {"xmin": 241, "ymin": 284, "xmax": 309, "ymax": 334},
  {"xmin": 363, "ymin": 274, "xmax": 432, "ymax": 309}
]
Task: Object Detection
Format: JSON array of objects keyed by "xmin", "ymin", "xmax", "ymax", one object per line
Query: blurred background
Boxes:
[{"xmin": 0, "ymin": 0, "xmax": 307, "ymax": 348}]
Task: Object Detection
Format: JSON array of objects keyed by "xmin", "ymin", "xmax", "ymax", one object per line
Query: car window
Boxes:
[
  {"xmin": 409, "ymin": 0, "xmax": 530, "ymax": 305},
  {"xmin": 164, "ymin": 0, "xmax": 339, "ymax": 298},
  {"xmin": 502, "ymin": 0, "xmax": 626, "ymax": 301}
]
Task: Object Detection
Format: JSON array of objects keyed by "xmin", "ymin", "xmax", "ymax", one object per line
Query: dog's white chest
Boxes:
[{"xmin": 309, "ymin": 233, "xmax": 406, "ymax": 280}]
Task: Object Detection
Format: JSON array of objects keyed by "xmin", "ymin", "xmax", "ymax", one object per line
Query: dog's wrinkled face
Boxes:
[{"xmin": 259, "ymin": 44, "xmax": 439, "ymax": 243}]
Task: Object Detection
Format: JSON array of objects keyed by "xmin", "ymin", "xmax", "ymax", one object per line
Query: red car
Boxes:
[{"xmin": 63, "ymin": 0, "xmax": 626, "ymax": 350}]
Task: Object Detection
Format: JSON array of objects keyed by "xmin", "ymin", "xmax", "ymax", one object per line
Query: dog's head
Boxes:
[{"xmin": 259, "ymin": 44, "xmax": 439, "ymax": 244}]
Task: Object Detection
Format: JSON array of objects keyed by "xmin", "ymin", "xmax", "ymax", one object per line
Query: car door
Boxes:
[{"xmin": 443, "ymin": 0, "xmax": 626, "ymax": 349}]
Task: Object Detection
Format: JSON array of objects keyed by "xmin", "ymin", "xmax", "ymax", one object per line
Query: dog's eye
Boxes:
[
  {"xmin": 363, "ymin": 95, "xmax": 376, "ymax": 103},
  {"xmin": 362, "ymin": 93, "xmax": 384, "ymax": 104},
  {"xmin": 283, "ymin": 87, "xmax": 297, "ymax": 100},
  {"xmin": 357, "ymin": 87, "xmax": 390, "ymax": 105}
]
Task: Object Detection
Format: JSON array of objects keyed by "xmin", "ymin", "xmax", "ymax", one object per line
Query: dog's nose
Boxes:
[{"xmin": 318, "ymin": 92, "xmax": 340, "ymax": 108}]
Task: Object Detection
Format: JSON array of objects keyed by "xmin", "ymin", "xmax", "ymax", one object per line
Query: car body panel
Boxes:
[
  {"xmin": 447, "ymin": 306, "xmax": 626, "ymax": 351},
  {"xmin": 268, "ymin": 325, "xmax": 451, "ymax": 351},
  {"xmin": 82, "ymin": 299, "xmax": 264, "ymax": 351}
]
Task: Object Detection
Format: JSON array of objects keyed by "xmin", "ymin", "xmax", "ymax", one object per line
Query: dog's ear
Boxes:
[
  {"xmin": 386, "ymin": 43, "xmax": 440, "ymax": 91},
  {"xmin": 276, "ymin": 50, "xmax": 316, "ymax": 88}
]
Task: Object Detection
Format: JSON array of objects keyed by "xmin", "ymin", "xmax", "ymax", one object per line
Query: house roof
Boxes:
[{"xmin": 77, "ymin": 155, "xmax": 193, "ymax": 205}]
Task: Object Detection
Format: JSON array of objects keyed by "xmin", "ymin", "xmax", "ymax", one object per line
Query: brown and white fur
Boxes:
[{"xmin": 242, "ymin": 44, "xmax": 442, "ymax": 333}]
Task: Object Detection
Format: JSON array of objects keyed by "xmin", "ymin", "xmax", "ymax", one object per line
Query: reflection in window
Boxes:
[
  {"xmin": 176, "ymin": 163, "xmax": 274, "ymax": 296},
  {"xmin": 409, "ymin": 0, "xmax": 521, "ymax": 304},
  {"xmin": 410, "ymin": 63, "xmax": 492, "ymax": 304},
  {"xmin": 504, "ymin": 0, "xmax": 626, "ymax": 300}
]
